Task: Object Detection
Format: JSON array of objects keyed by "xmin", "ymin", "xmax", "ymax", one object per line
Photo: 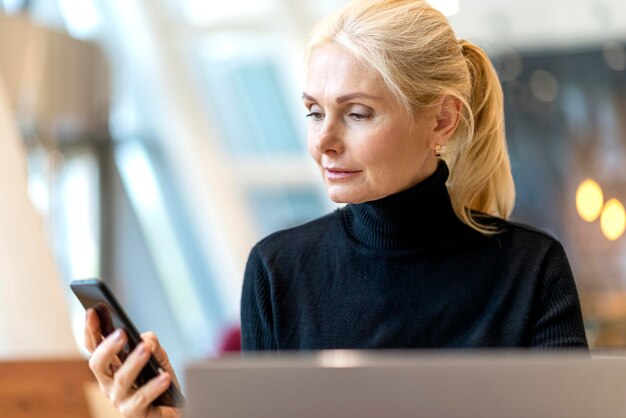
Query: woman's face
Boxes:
[{"xmin": 304, "ymin": 43, "xmax": 439, "ymax": 204}]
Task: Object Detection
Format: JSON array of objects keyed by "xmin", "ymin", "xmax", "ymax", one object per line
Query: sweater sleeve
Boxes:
[
  {"xmin": 240, "ymin": 245, "xmax": 277, "ymax": 351},
  {"xmin": 530, "ymin": 241, "xmax": 588, "ymax": 348}
]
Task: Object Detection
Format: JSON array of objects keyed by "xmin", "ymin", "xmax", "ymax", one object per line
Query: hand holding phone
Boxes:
[{"xmin": 72, "ymin": 278, "xmax": 186, "ymax": 408}]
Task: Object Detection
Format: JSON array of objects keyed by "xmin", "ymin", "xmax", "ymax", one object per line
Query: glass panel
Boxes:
[
  {"xmin": 52, "ymin": 150, "xmax": 102, "ymax": 356},
  {"xmin": 248, "ymin": 187, "xmax": 328, "ymax": 237},
  {"xmin": 200, "ymin": 57, "xmax": 303, "ymax": 157},
  {"xmin": 26, "ymin": 145, "xmax": 53, "ymax": 219},
  {"xmin": 115, "ymin": 140, "xmax": 218, "ymax": 354},
  {"xmin": 167, "ymin": 0, "xmax": 274, "ymax": 25},
  {"xmin": 0, "ymin": 0, "xmax": 26, "ymax": 13},
  {"xmin": 26, "ymin": 0, "xmax": 65, "ymax": 30},
  {"xmin": 55, "ymin": 152, "xmax": 101, "ymax": 280}
]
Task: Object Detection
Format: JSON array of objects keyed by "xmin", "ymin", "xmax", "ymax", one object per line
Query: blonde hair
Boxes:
[{"xmin": 306, "ymin": 0, "xmax": 515, "ymax": 234}]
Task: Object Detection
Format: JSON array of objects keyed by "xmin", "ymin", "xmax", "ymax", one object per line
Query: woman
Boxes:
[{"xmin": 84, "ymin": 0, "xmax": 588, "ymax": 415}]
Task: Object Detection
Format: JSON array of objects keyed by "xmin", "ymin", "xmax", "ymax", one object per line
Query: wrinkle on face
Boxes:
[{"xmin": 303, "ymin": 43, "xmax": 439, "ymax": 204}]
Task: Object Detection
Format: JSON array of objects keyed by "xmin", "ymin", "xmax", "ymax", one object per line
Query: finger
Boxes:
[
  {"xmin": 110, "ymin": 342, "xmax": 152, "ymax": 405},
  {"xmin": 141, "ymin": 333, "xmax": 170, "ymax": 369},
  {"xmin": 84, "ymin": 308, "xmax": 103, "ymax": 353},
  {"xmin": 141, "ymin": 332, "xmax": 179, "ymax": 386},
  {"xmin": 88, "ymin": 328, "xmax": 126, "ymax": 383},
  {"xmin": 118, "ymin": 372, "xmax": 173, "ymax": 418},
  {"xmin": 141, "ymin": 333, "xmax": 163, "ymax": 359}
]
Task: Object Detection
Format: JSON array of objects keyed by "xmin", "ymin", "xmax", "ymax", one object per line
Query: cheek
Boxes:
[
  {"xmin": 306, "ymin": 132, "xmax": 319, "ymax": 161},
  {"xmin": 364, "ymin": 133, "xmax": 421, "ymax": 177},
  {"xmin": 360, "ymin": 134, "xmax": 405, "ymax": 169}
]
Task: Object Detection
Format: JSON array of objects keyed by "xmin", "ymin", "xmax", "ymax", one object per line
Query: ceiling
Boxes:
[
  {"xmin": 305, "ymin": 0, "xmax": 626, "ymax": 51},
  {"xmin": 449, "ymin": 0, "xmax": 626, "ymax": 51},
  {"xmin": 4, "ymin": 0, "xmax": 626, "ymax": 53}
]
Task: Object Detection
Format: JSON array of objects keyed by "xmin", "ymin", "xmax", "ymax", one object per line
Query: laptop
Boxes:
[{"xmin": 184, "ymin": 350, "xmax": 626, "ymax": 418}]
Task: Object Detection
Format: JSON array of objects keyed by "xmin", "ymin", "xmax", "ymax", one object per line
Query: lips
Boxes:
[{"xmin": 324, "ymin": 167, "xmax": 362, "ymax": 180}]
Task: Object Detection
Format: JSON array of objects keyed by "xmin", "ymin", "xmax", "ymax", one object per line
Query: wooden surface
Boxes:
[{"xmin": 0, "ymin": 358, "xmax": 95, "ymax": 418}]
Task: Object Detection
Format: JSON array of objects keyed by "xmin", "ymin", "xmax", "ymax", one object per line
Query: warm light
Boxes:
[
  {"xmin": 530, "ymin": 70, "xmax": 559, "ymax": 103},
  {"xmin": 576, "ymin": 179, "xmax": 604, "ymax": 222},
  {"xmin": 600, "ymin": 199, "xmax": 626, "ymax": 241}
]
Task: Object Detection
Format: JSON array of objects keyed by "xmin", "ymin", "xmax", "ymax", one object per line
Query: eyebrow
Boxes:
[{"xmin": 302, "ymin": 92, "xmax": 382, "ymax": 104}]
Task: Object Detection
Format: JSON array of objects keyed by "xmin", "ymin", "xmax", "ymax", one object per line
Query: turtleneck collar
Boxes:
[{"xmin": 342, "ymin": 160, "xmax": 465, "ymax": 251}]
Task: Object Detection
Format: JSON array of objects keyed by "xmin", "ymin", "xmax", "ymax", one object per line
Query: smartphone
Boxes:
[{"xmin": 71, "ymin": 278, "xmax": 186, "ymax": 407}]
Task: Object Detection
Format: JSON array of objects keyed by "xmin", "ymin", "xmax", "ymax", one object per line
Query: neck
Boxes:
[{"xmin": 342, "ymin": 160, "xmax": 464, "ymax": 251}]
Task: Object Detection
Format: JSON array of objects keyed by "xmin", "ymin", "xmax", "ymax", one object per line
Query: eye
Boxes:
[
  {"xmin": 349, "ymin": 112, "xmax": 371, "ymax": 121},
  {"xmin": 347, "ymin": 105, "xmax": 373, "ymax": 121},
  {"xmin": 306, "ymin": 112, "xmax": 324, "ymax": 121}
]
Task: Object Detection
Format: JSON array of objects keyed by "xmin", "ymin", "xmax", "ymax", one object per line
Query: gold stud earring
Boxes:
[{"xmin": 434, "ymin": 144, "xmax": 442, "ymax": 157}]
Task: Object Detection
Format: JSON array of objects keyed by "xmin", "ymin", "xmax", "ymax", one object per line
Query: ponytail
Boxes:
[{"xmin": 446, "ymin": 40, "xmax": 515, "ymax": 234}]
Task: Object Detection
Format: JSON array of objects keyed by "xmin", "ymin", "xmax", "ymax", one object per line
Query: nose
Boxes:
[{"xmin": 313, "ymin": 118, "xmax": 343, "ymax": 155}]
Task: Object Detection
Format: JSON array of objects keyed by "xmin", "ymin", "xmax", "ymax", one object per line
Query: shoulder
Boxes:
[
  {"xmin": 500, "ymin": 218, "xmax": 560, "ymax": 244},
  {"xmin": 474, "ymin": 216, "xmax": 576, "ymax": 298},
  {"xmin": 475, "ymin": 214, "xmax": 567, "ymax": 260}
]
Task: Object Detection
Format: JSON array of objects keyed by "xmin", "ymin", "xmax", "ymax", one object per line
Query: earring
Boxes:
[{"xmin": 434, "ymin": 144, "xmax": 442, "ymax": 157}]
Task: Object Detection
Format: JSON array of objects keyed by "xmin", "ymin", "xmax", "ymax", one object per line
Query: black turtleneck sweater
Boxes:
[{"xmin": 241, "ymin": 162, "xmax": 588, "ymax": 350}]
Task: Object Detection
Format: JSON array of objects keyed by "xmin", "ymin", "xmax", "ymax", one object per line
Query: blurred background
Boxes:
[{"xmin": 1, "ymin": 0, "xmax": 626, "ymax": 378}]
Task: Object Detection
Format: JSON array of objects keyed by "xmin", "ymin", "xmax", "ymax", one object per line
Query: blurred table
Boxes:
[{"xmin": 0, "ymin": 358, "xmax": 94, "ymax": 418}]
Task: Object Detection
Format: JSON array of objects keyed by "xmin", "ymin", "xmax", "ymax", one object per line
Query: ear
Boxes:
[{"xmin": 432, "ymin": 95, "xmax": 461, "ymax": 146}]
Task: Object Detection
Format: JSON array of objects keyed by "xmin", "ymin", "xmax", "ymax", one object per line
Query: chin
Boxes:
[
  {"xmin": 327, "ymin": 191, "xmax": 352, "ymax": 204},
  {"xmin": 327, "ymin": 193, "xmax": 348, "ymax": 204},
  {"xmin": 327, "ymin": 188, "xmax": 369, "ymax": 204}
]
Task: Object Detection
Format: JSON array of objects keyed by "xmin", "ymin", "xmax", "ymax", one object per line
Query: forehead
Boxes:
[{"xmin": 305, "ymin": 43, "xmax": 389, "ymax": 99}]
